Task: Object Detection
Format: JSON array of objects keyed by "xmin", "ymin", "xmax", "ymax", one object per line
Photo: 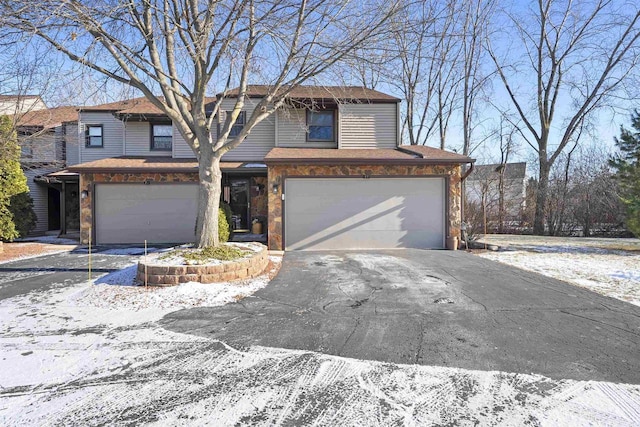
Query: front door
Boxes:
[{"xmin": 229, "ymin": 179, "xmax": 250, "ymax": 232}]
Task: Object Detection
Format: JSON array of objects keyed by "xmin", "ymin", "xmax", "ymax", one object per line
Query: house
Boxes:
[
  {"xmin": 0, "ymin": 94, "xmax": 47, "ymax": 115},
  {"xmin": 64, "ymin": 86, "xmax": 474, "ymax": 250},
  {"xmin": 465, "ymin": 162, "xmax": 527, "ymax": 222},
  {"xmin": 16, "ymin": 106, "xmax": 80, "ymax": 236}
]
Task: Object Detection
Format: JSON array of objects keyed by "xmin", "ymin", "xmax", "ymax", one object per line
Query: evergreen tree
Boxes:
[
  {"xmin": 9, "ymin": 192, "xmax": 37, "ymax": 237},
  {"xmin": 610, "ymin": 110, "xmax": 640, "ymax": 236},
  {"xmin": 0, "ymin": 115, "xmax": 29, "ymax": 241}
]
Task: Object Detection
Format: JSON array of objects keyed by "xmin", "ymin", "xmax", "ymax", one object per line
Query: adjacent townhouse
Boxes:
[
  {"xmin": 15, "ymin": 105, "xmax": 80, "ymax": 236},
  {"xmin": 0, "ymin": 94, "xmax": 47, "ymax": 116},
  {"xmin": 64, "ymin": 85, "xmax": 475, "ymax": 250}
]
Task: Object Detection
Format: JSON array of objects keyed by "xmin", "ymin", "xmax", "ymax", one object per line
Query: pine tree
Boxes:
[
  {"xmin": 610, "ymin": 110, "xmax": 640, "ymax": 237},
  {"xmin": 0, "ymin": 115, "xmax": 29, "ymax": 241}
]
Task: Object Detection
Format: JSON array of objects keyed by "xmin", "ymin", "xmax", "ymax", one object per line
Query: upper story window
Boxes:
[
  {"xmin": 229, "ymin": 111, "xmax": 246, "ymax": 138},
  {"xmin": 151, "ymin": 123, "xmax": 172, "ymax": 151},
  {"xmin": 18, "ymin": 131, "xmax": 33, "ymax": 158},
  {"xmin": 85, "ymin": 125, "xmax": 103, "ymax": 148},
  {"xmin": 307, "ymin": 110, "xmax": 335, "ymax": 142}
]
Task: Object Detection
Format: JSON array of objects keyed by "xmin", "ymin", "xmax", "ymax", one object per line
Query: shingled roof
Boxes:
[
  {"xmin": 66, "ymin": 156, "xmax": 257, "ymax": 173},
  {"xmin": 264, "ymin": 146, "xmax": 474, "ymax": 165},
  {"xmin": 223, "ymin": 85, "xmax": 401, "ymax": 103},
  {"xmin": 17, "ymin": 106, "xmax": 78, "ymax": 129}
]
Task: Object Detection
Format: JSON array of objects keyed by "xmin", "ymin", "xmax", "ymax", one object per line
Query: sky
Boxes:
[{"xmin": 1, "ymin": 0, "xmax": 637, "ymax": 169}]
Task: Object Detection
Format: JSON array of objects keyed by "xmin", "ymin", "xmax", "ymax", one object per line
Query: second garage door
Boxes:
[
  {"xmin": 284, "ymin": 177, "xmax": 445, "ymax": 250},
  {"xmin": 95, "ymin": 183, "xmax": 198, "ymax": 244}
]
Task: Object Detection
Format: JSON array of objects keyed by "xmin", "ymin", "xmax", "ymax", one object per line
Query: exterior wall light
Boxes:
[{"xmin": 81, "ymin": 190, "xmax": 89, "ymax": 199}]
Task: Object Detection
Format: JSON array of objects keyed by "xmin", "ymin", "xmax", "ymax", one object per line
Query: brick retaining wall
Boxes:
[{"xmin": 136, "ymin": 245, "xmax": 268, "ymax": 286}]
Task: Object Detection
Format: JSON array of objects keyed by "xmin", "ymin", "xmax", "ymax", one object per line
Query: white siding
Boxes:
[
  {"xmin": 23, "ymin": 167, "xmax": 58, "ymax": 234},
  {"xmin": 65, "ymin": 122, "xmax": 80, "ymax": 166},
  {"xmin": 276, "ymin": 107, "xmax": 337, "ymax": 148},
  {"xmin": 274, "ymin": 108, "xmax": 315, "ymax": 148},
  {"xmin": 221, "ymin": 98, "xmax": 275, "ymax": 162},
  {"xmin": 122, "ymin": 121, "xmax": 171, "ymax": 156},
  {"xmin": 339, "ymin": 103, "xmax": 397, "ymax": 149},
  {"xmin": 172, "ymin": 126, "xmax": 195, "ymax": 158},
  {"xmin": 78, "ymin": 112, "xmax": 124, "ymax": 163}
]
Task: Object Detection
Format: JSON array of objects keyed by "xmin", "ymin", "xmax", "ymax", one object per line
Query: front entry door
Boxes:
[{"xmin": 229, "ymin": 179, "xmax": 250, "ymax": 232}]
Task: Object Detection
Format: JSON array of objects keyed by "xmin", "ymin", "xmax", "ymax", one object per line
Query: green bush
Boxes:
[
  {"xmin": 9, "ymin": 192, "xmax": 36, "ymax": 237},
  {"xmin": 219, "ymin": 201, "xmax": 233, "ymax": 242},
  {"xmin": 218, "ymin": 207, "xmax": 230, "ymax": 243},
  {"xmin": 0, "ymin": 115, "xmax": 28, "ymax": 241}
]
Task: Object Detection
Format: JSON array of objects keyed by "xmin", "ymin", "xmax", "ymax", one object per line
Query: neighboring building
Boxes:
[
  {"xmin": 0, "ymin": 95, "xmax": 47, "ymax": 115},
  {"xmin": 16, "ymin": 106, "xmax": 79, "ymax": 235},
  {"xmin": 465, "ymin": 162, "xmax": 527, "ymax": 222},
  {"xmin": 65, "ymin": 86, "xmax": 475, "ymax": 250}
]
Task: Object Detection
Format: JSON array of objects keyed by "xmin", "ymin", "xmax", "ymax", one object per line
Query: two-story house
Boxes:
[
  {"xmin": 465, "ymin": 162, "xmax": 527, "ymax": 222},
  {"xmin": 0, "ymin": 94, "xmax": 47, "ymax": 116},
  {"xmin": 65, "ymin": 86, "xmax": 474, "ymax": 250},
  {"xmin": 16, "ymin": 106, "xmax": 79, "ymax": 236}
]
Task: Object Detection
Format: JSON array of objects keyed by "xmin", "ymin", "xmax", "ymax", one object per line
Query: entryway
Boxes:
[{"xmin": 224, "ymin": 175, "xmax": 268, "ymax": 244}]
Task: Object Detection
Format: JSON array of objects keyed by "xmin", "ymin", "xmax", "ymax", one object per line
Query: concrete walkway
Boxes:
[{"xmin": 162, "ymin": 250, "xmax": 640, "ymax": 384}]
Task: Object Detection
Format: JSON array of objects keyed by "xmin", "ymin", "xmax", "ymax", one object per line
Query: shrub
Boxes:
[
  {"xmin": 0, "ymin": 115, "xmax": 28, "ymax": 241},
  {"xmin": 9, "ymin": 192, "xmax": 36, "ymax": 237},
  {"xmin": 182, "ymin": 245, "xmax": 248, "ymax": 263},
  {"xmin": 218, "ymin": 207, "xmax": 230, "ymax": 243}
]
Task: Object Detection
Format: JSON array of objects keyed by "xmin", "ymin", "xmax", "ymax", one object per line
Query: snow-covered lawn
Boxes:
[
  {"xmin": 476, "ymin": 234, "xmax": 640, "ymax": 306},
  {"xmin": 1, "ymin": 250, "xmax": 639, "ymax": 425}
]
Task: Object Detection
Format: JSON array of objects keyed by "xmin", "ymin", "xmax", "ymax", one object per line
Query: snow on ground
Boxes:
[
  {"xmin": 97, "ymin": 247, "xmax": 159, "ymax": 255},
  {"xmin": 1, "ymin": 252, "xmax": 639, "ymax": 425},
  {"xmin": 144, "ymin": 241, "xmax": 264, "ymax": 266},
  {"xmin": 477, "ymin": 234, "xmax": 640, "ymax": 306},
  {"xmin": 17, "ymin": 236, "xmax": 79, "ymax": 245}
]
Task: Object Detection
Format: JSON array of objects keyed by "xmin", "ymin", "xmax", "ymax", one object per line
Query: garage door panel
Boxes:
[
  {"xmin": 95, "ymin": 184, "xmax": 198, "ymax": 244},
  {"xmin": 285, "ymin": 178, "xmax": 445, "ymax": 250}
]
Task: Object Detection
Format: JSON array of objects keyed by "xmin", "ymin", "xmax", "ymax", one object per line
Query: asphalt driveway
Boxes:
[{"xmin": 162, "ymin": 250, "xmax": 640, "ymax": 384}]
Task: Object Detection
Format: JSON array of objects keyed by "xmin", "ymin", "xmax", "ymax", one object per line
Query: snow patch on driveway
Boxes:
[{"xmin": 477, "ymin": 242, "xmax": 640, "ymax": 306}]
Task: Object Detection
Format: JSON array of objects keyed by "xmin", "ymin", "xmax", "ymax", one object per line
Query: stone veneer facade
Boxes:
[
  {"xmin": 79, "ymin": 172, "xmax": 198, "ymax": 244},
  {"xmin": 267, "ymin": 164, "xmax": 462, "ymax": 251},
  {"xmin": 80, "ymin": 172, "xmax": 269, "ymax": 244}
]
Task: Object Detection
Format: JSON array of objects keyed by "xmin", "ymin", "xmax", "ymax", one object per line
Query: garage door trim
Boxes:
[
  {"xmin": 93, "ymin": 182, "xmax": 198, "ymax": 244},
  {"xmin": 282, "ymin": 174, "xmax": 450, "ymax": 250}
]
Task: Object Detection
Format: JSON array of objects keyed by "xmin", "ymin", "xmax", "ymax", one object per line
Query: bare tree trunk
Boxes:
[
  {"xmin": 195, "ymin": 150, "xmax": 222, "ymax": 248},
  {"xmin": 497, "ymin": 170, "xmax": 505, "ymax": 233},
  {"xmin": 534, "ymin": 159, "xmax": 550, "ymax": 235}
]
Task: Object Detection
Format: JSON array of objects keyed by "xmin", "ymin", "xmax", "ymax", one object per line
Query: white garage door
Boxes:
[
  {"xmin": 95, "ymin": 183, "xmax": 198, "ymax": 244},
  {"xmin": 284, "ymin": 178, "xmax": 445, "ymax": 250}
]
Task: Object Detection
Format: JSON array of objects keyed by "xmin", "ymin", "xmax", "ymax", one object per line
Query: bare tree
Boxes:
[
  {"xmin": 1, "ymin": 0, "xmax": 398, "ymax": 247},
  {"xmin": 569, "ymin": 145, "xmax": 623, "ymax": 236},
  {"xmin": 460, "ymin": 0, "xmax": 495, "ymax": 156},
  {"xmin": 390, "ymin": 0, "xmax": 458, "ymax": 147},
  {"xmin": 487, "ymin": 0, "xmax": 640, "ymax": 235},
  {"xmin": 494, "ymin": 118, "xmax": 517, "ymax": 233}
]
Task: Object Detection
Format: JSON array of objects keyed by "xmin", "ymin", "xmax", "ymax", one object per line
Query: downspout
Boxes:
[
  {"xmin": 459, "ymin": 161, "xmax": 475, "ymax": 248},
  {"xmin": 122, "ymin": 114, "xmax": 127, "ymax": 155},
  {"xmin": 461, "ymin": 161, "xmax": 474, "ymax": 181}
]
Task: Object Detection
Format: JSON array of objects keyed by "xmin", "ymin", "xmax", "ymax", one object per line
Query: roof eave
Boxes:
[
  {"xmin": 68, "ymin": 167, "xmax": 199, "ymax": 174},
  {"xmin": 263, "ymin": 158, "xmax": 473, "ymax": 166}
]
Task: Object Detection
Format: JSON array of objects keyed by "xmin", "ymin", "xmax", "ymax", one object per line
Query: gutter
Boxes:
[
  {"xmin": 461, "ymin": 162, "xmax": 475, "ymax": 181},
  {"xmin": 263, "ymin": 158, "xmax": 473, "ymax": 166}
]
